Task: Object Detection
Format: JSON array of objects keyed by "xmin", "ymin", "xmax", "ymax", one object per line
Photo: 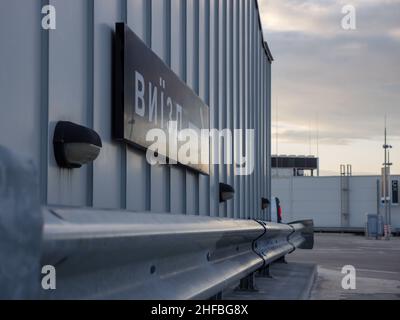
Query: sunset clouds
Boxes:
[{"xmin": 258, "ymin": 0, "xmax": 400, "ymax": 174}]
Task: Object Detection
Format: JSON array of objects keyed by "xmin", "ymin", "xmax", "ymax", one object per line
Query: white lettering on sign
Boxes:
[{"xmin": 134, "ymin": 71, "xmax": 184, "ymax": 130}]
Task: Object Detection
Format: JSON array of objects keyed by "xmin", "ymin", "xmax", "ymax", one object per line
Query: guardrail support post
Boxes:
[
  {"xmin": 237, "ymin": 272, "xmax": 258, "ymax": 292},
  {"xmin": 257, "ymin": 264, "xmax": 272, "ymax": 278},
  {"xmin": 209, "ymin": 292, "xmax": 223, "ymax": 300},
  {"xmin": 275, "ymin": 256, "xmax": 288, "ymax": 264}
]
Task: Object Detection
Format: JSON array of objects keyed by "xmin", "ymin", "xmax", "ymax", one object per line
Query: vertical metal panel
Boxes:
[
  {"xmin": 244, "ymin": 0, "xmax": 250, "ymax": 219},
  {"xmin": 257, "ymin": 30, "xmax": 262, "ymax": 219},
  {"xmin": 198, "ymin": 0, "xmax": 210, "ymax": 216},
  {"xmin": 185, "ymin": 0, "xmax": 199, "ymax": 215},
  {"xmin": 255, "ymin": 15, "xmax": 260, "ymax": 220},
  {"xmin": 170, "ymin": 0, "xmax": 187, "ymax": 215},
  {"xmin": 260, "ymin": 35, "xmax": 263, "ymax": 219},
  {"xmin": 209, "ymin": 0, "xmax": 219, "ymax": 217},
  {"xmin": 126, "ymin": 0, "xmax": 150, "ymax": 212},
  {"xmin": 253, "ymin": 10, "xmax": 258, "ymax": 220},
  {"xmin": 92, "ymin": 0, "xmax": 124, "ymax": 209},
  {"xmin": 232, "ymin": 0, "xmax": 239, "ymax": 219},
  {"xmin": 261, "ymin": 54, "xmax": 264, "ymax": 220},
  {"xmin": 259, "ymin": 15, "xmax": 263, "ymax": 220},
  {"xmin": 267, "ymin": 58, "xmax": 272, "ymax": 221},
  {"xmin": 149, "ymin": 0, "xmax": 171, "ymax": 213},
  {"xmin": 40, "ymin": 0, "xmax": 50, "ymax": 205},
  {"xmin": 47, "ymin": 0, "xmax": 91, "ymax": 206},
  {"xmin": 253, "ymin": 5, "xmax": 257, "ymax": 219},
  {"xmin": 0, "ymin": 0, "xmax": 42, "ymax": 191},
  {"xmin": 250, "ymin": 0, "xmax": 255, "ymax": 219},
  {"xmin": 265, "ymin": 60, "xmax": 269, "ymax": 220},
  {"xmin": 245, "ymin": 0, "xmax": 250, "ymax": 219},
  {"xmin": 267, "ymin": 53, "xmax": 270, "ymax": 220},
  {"xmin": 239, "ymin": 0, "xmax": 245, "ymax": 219},
  {"xmin": 87, "ymin": 0, "xmax": 95, "ymax": 207},
  {"xmin": 255, "ymin": 26, "xmax": 259, "ymax": 220},
  {"xmin": 218, "ymin": 0, "xmax": 227, "ymax": 218},
  {"xmin": 249, "ymin": 0, "xmax": 255, "ymax": 219},
  {"xmin": 259, "ymin": 41, "xmax": 263, "ymax": 220},
  {"xmin": 266, "ymin": 45, "xmax": 271, "ymax": 221},
  {"xmin": 261, "ymin": 48, "xmax": 266, "ymax": 220},
  {"xmin": 226, "ymin": 0, "xmax": 233, "ymax": 218},
  {"xmin": 127, "ymin": 0, "xmax": 148, "ymax": 40}
]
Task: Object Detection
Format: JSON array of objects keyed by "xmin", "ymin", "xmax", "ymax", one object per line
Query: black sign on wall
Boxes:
[
  {"xmin": 114, "ymin": 23, "xmax": 210, "ymax": 175},
  {"xmin": 271, "ymin": 156, "xmax": 318, "ymax": 169}
]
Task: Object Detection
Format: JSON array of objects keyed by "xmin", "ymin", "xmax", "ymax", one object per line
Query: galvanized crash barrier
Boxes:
[
  {"xmin": 288, "ymin": 220, "xmax": 314, "ymax": 251},
  {"xmin": 0, "ymin": 146, "xmax": 313, "ymax": 300},
  {"xmin": 41, "ymin": 208, "xmax": 264, "ymax": 300}
]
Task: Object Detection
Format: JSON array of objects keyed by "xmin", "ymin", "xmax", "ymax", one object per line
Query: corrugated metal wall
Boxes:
[{"xmin": 0, "ymin": 0, "xmax": 272, "ymax": 219}]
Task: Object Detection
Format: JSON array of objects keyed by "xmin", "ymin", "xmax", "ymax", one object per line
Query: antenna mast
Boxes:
[
  {"xmin": 276, "ymin": 96, "xmax": 279, "ymax": 156},
  {"xmin": 316, "ymin": 113, "xmax": 320, "ymax": 159},
  {"xmin": 309, "ymin": 120, "xmax": 312, "ymax": 156},
  {"xmin": 383, "ymin": 115, "xmax": 393, "ymax": 239}
]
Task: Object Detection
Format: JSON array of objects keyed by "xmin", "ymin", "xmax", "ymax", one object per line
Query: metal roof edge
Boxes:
[{"xmin": 255, "ymin": 0, "xmax": 274, "ymax": 63}]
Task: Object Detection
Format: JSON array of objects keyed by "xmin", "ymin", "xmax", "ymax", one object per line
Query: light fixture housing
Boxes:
[
  {"xmin": 219, "ymin": 183, "xmax": 235, "ymax": 203},
  {"xmin": 261, "ymin": 198, "xmax": 270, "ymax": 210},
  {"xmin": 53, "ymin": 121, "xmax": 102, "ymax": 169}
]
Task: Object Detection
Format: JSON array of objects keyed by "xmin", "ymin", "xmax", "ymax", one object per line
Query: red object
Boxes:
[{"xmin": 278, "ymin": 207, "xmax": 282, "ymax": 221}]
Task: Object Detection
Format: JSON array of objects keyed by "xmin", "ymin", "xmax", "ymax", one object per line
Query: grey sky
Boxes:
[{"xmin": 258, "ymin": 0, "xmax": 400, "ymax": 175}]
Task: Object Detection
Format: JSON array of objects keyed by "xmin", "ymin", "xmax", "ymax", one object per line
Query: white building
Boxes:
[{"xmin": 272, "ymin": 175, "xmax": 400, "ymax": 233}]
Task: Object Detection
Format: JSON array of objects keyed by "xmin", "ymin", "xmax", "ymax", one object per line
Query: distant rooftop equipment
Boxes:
[{"xmin": 272, "ymin": 155, "xmax": 319, "ymax": 177}]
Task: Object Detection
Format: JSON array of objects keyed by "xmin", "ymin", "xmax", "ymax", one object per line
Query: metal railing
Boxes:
[{"xmin": 0, "ymin": 145, "xmax": 313, "ymax": 300}]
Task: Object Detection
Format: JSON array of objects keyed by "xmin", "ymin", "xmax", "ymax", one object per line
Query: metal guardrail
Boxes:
[
  {"xmin": 41, "ymin": 208, "xmax": 264, "ymax": 300},
  {"xmin": 0, "ymin": 145, "xmax": 313, "ymax": 300}
]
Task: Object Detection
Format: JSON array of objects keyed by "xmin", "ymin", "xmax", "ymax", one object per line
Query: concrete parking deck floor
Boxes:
[{"xmin": 287, "ymin": 233, "xmax": 400, "ymax": 300}]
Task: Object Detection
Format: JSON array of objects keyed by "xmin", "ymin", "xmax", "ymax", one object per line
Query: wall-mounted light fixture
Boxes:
[
  {"xmin": 261, "ymin": 198, "xmax": 270, "ymax": 210},
  {"xmin": 53, "ymin": 121, "xmax": 102, "ymax": 169},
  {"xmin": 219, "ymin": 183, "xmax": 235, "ymax": 203}
]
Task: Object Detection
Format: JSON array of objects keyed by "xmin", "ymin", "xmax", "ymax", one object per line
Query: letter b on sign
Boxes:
[{"xmin": 341, "ymin": 265, "xmax": 356, "ymax": 290}]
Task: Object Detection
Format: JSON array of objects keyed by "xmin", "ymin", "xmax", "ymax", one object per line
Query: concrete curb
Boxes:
[{"xmin": 299, "ymin": 264, "xmax": 317, "ymax": 300}]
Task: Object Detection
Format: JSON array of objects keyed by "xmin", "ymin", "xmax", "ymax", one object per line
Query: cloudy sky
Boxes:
[{"xmin": 258, "ymin": 0, "xmax": 400, "ymax": 175}]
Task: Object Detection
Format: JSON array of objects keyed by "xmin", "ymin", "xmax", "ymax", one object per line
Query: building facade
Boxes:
[
  {"xmin": 272, "ymin": 175, "xmax": 400, "ymax": 231},
  {"xmin": 0, "ymin": 0, "xmax": 272, "ymax": 219}
]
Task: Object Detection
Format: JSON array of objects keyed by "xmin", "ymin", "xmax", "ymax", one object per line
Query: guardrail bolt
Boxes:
[
  {"xmin": 150, "ymin": 265, "xmax": 156, "ymax": 274},
  {"xmin": 206, "ymin": 252, "xmax": 211, "ymax": 261}
]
